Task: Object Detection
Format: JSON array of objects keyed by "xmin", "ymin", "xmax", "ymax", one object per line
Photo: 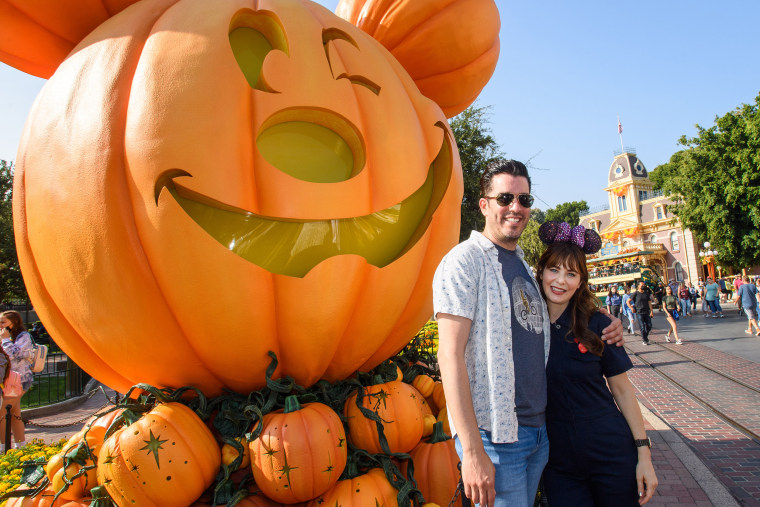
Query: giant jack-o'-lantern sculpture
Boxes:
[{"xmin": 2, "ymin": 0, "xmax": 498, "ymax": 394}]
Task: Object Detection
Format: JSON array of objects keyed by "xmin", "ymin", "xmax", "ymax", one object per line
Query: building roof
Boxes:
[{"xmin": 608, "ymin": 152, "xmax": 648, "ymax": 184}]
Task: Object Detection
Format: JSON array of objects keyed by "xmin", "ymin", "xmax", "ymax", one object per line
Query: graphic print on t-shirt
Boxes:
[{"xmin": 512, "ymin": 276, "xmax": 543, "ymax": 334}]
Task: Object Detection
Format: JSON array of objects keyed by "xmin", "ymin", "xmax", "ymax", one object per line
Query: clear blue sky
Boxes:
[{"xmin": 1, "ymin": 0, "xmax": 758, "ymax": 210}]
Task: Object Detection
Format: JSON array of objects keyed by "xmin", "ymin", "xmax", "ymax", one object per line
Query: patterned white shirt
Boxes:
[{"xmin": 433, "ymin": 231, "xmax": 551, "ymax": 443}]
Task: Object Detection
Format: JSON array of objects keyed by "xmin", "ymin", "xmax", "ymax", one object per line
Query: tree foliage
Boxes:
[
  {"xmin": 449, "ymin": 104, "xmax": 504, "ymax": 242},
  {"xmin": 0, "ymin": 160, "xmax": 28, "ymax": 302},
  {"xmin": 517, "ymin": 219, "xmax": 543, "ymax": 268},
  {"xmin": 650, "ymin": 93, "xmax": 760, "ymax": 269},
  {"xmin": 544, "ymin": 200, "xmax": 589, "ymax": 227}
]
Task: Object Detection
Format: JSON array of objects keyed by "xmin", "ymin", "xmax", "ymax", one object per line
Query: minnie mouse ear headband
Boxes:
[{"xmin": 538, "ymin": 221, "xmax": 602, "ymax": 255}]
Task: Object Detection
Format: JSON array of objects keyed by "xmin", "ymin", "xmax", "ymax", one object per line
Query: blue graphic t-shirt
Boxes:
[
  {"xmin": 607, "ymin": 293, "xmax": 622, "ymax": 306},
  {"xmin": 495, "ymin": 244, "xmax": 546, "ymax": 427}
]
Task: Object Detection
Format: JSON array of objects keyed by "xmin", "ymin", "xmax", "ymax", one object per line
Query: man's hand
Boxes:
[
  {"xmin": 599, "ymin": 308, "xmax": 625, "ymax": 346},
  {"xmin": 462, "ymin": 449, "xmax": 496, "ymax": 507}
]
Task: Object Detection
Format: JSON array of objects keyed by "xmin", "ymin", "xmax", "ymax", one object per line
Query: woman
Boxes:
[
  {"xmin": 537, "ymin": 222, "xmax": 657, "ymax": 506},
  {"xmin": 677, "ymin": 282, "xmax": 691, "ymax": 318},
  {"xmin": 662, "ymin": 286, "xmax": 682, "ymax": 344},
  {"xmin": 704, "ymin": 277, "xmax": 725, "ymax": 318},
  {"xmin": 0, "ymin": 310, "xmax": 35, "ymax": 450},
  {"xmin": 606, "ymin": 285, "xmax": 622, "ymax": 320},
  {"xmin": 621, "ymin": 285, "xmax": 637, "ymax": 335}
]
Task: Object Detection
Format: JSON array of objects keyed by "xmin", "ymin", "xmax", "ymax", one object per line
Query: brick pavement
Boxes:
[{"xmin": 627, "ymin": 324, "xmax": 760, "ymax": 505}]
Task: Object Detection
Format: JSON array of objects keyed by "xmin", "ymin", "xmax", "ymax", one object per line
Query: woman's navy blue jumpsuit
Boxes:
[{"xmin": 543, "ymin": 309, "xmax": 639, "ymax": 506}]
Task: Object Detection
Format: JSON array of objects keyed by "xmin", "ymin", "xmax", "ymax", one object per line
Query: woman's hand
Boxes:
[
  {"xmin": 462, "ymin": 449, "xmax": 496, "ymax": 507},
  {"xmin": 0, "ymin": 327, "xmax": 9, "ymax": 339},
  {"xmin": 636, "ymin": 455, "xmax": 658, "ymax": 504}
]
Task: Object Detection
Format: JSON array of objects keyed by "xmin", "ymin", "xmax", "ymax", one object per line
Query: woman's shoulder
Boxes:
[{"xmin": 589, "ymin": 310, "xmax": 612, "ymax": 334}]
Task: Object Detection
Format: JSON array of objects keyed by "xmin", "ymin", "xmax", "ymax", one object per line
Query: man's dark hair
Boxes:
[{"xmin": 479, "ymin": 159, "xmax": 531, "ymax": 197}]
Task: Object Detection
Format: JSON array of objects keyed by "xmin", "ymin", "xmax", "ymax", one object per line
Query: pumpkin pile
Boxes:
[{"xmin": 2, "ymin": 330, "xmax": 462, "ymax": 507}]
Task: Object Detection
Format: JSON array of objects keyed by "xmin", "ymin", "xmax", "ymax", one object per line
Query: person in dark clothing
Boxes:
[
  {"xmin": 536, "ymin": 232, "xmax": 657, "ymax": 506},
  {"xmin": 653, "ymin": 283, "xmax": 664, "ymax": 312},
  {"xmin": 627, "ymin": 283, "xmax": 654, "ymax": 345}
]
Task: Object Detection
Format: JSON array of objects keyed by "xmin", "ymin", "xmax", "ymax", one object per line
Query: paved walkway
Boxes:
[{"xmin": 15, "ymin": 307, "xmax": 760, "ymax": 506}]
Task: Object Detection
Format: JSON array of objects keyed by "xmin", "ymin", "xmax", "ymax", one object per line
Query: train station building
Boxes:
[{"xmin": 578, "ymin": 151, "xmax": 706, "ymax": 290}]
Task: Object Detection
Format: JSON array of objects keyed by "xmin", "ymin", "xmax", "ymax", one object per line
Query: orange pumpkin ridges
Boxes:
[
  {"xmin": 96, "ymin": 402, "xmax": 221, "ymax": 506},
  {"xmin": 408, "ymin": 422, "xmax": 461, "ymax": 507},
  {"xmin": 344, "ymin": 380, "xmax": 424, "ymax": 454},
  {"xmin": 306, "ymin": 467, "xmax": 399, "ymax": 507},
  {"xmin": 250, "ymin": 395, "xmax": 347, "ymax": 504},
  {"xmin": 412, "ymin": 373, "xmax": 435, "ymax": 397},
  {"xmin": 335, "ymin": 0, "xmax": 500, "ymax": 117}
]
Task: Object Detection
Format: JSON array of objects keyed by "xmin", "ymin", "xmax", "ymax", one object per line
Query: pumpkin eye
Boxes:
[
  {"xmin": 229, "ymin": 9, "xmax": 288, "ymax": 93},
  {"xmin": 323, "ymin": 28, "xmax": 381, "ymax": 95}
]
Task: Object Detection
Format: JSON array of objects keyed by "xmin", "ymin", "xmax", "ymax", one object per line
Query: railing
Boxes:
[
  {"xmin": 579, "ymin": 203, "xmax": 610, "ymax": 217},
  {"xmin": 21, "ymin": 352, "xmax": 91, "ymax": 409},
  {"xmin": 641, "ymin": 189, "xmax": 664, "ymax": 200}
]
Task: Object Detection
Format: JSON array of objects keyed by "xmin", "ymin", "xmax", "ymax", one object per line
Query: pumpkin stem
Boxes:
[
  {"xmin": 283, "ymin": 395, "xmax": 302, "ymax": 413},
  {"xmin": 429, "ymin": 421, "xmax": 451, "ymax": 444}
]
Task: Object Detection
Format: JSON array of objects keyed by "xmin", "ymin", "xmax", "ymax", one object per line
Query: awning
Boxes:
[{"xmin": 587, "ymin": 250, "xmax": 656, "ymax": 264}]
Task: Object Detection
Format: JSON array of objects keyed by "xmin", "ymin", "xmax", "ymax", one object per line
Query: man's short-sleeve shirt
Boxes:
[
  {"xmin": 738, "ymin": 283, "xmax": 759, "ymax": 309},
  {"xmin": 432, "ymin": 231, "xmax": 551, "ymax": 443}
]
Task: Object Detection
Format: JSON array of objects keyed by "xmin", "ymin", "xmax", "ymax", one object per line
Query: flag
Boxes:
[{"xmin": 618, "ymin": 120, "xmax": 623, "ymax": 134}]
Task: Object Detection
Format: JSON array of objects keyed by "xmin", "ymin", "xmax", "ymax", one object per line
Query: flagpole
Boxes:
[{"xmin": 617, "ymin": 116, "xmax": 625, "ymax": 154}]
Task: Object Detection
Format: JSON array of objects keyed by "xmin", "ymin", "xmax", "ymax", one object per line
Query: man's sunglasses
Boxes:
[{"xmin": 484, "ymin": 192, "xmax": 534, "ymax": 208}]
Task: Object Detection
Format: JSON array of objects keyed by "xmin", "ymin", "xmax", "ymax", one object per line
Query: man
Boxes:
[
  {"xmin": 433, "ymin": 160, "xmax": 624, "ymax": 506},
  {"xmin": 627, "ymin": 282, "xmax": 654, "ymax": 345},
  {"xmin": 732, "ymin": 275, "xmax": 760, "ymax": 335}
]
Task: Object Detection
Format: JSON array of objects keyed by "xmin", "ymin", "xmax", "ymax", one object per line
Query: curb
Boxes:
[
  {"xmin": 21, "ymin": 378, "xmax": 101, "ymax": 420},
  {"xmin": 640, "ymin": 402, "xmax": 739, "ymax": 506}
]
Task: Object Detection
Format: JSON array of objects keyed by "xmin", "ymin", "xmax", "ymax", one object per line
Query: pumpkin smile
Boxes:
[{"xmin": 155, "ymin": 123, "xmax": 452, "ymax": 278}]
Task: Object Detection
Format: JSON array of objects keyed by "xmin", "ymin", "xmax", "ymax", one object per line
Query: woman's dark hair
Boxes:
[
  {"xmin": 1, "ymin": 310, "xmax": 27, "ymax": 341},
  {"xmin": 479, "ymin": 159, "xmax": 531, "ymax": 196},
  {"xmin": 536, "ymin": 242, "xmax": 604, "ymax": 356}
]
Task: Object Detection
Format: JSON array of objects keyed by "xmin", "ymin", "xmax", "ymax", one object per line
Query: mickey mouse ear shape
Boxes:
[
  {"xmin": 582, "ymin": 230, "xmax": 602, "ymax": 254},
  {"xmin": 336, "ymin": 0, "xmax": 500, "ymax": 118},
  {"xmin": 0, "ymin": 0, "xmax": 142, "ymax": 78},
  {"xmin": 538, "ymin": 221, "xmax": 560, "ymax": 245}
]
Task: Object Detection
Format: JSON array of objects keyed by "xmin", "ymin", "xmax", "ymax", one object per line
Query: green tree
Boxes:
[
  {"xmin": 449, "ymin": 104, "xmax": 504, "ymax": 241},
  {"xmin": 0, "ymin": 160, "xmax": 28, "ymax": 303},
  {"xmin": 650, "ymin": 93, "xmax": 760, "ymax": 269},
  {"xmin": 544, "ymin": 200, "xmax": 589, "ymax": 227},
  {"xmin": 517, "ymin": 219, "xmax": 543, "ymax": 268}
]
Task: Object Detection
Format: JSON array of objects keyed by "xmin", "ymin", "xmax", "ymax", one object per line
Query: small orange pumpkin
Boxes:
[
  {"xmin": 412, "ymin": 373, "xmax": 435, "ymax": 397},
  {"xmin": 4, "ymin": 488, "xmax": 88, "ymax": 507},
  {"xmin": 306, "ymin": 467, "xmax": 398, "ymax": 506},
  {"xmin": 221, "ymin": 436, "xmax": 251, "ymax": 469},
  {"xmin": 437, "ymin": 406, "xmax": 451, "ymax": 436},
  {"xmin": 421, "ymin": 413, "xmax": 437, "ymax": 437},
  {"xmin": 250, "ymin": 396, "xmax": 347, "ymax": 503},
  {"xmin": 45, "ymin": 455, "xmax": 97, "ymax": 501},
  {"xmin": 432, "ymin": 381, "xmax": 446, "ymax": 410},
  {"xmin": 344, "ymin": 380, "xmax": 424, "ymax": 454},
  {"xmin": 96, "ymin": 402, "xmax": 220, "ymax": 506},
  {"xmin": 336, "ymin": 0, "xmax": 500, "ymax": 117},
  {"xmin": 407, "ymin": 422, "xmax": 461, "ymax": 507}
]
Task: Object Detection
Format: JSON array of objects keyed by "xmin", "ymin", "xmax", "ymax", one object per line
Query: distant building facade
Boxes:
[{"xmin": 579, "ymin": 151, "xmax": 703, "ymax": 287}]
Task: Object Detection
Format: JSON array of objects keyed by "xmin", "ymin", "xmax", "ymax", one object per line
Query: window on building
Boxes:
[
  {"xmin": 617, "ymin": 195, "xmax": 627, "ymax": 211},
  {"xmin": 674, "ymin": 262, "xmax": 684, "ymax": 282},
  {"xmin": 590, "ymin": 221, "xmax": 597, "ymax": 231},
  {"xmin": 638, "ymin": 190, "xmax": 648, "ymax": 201},
  {"xmin": 670, "ymin": 231, "xmax": 680, "ymax": 251},
  {"xmin": 648, "ymin": 234, "xmax": 657, "ymax": 244},
  {"xmin": 622, "ymin": 240, "xmax": 630, "ymax": 247},
  {"xmin": 655, "ymin": 206, "xmax": 663, "ymax": 220}
]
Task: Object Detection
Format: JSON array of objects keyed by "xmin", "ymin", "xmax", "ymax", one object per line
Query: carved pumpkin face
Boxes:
[{"xmin": 14, "ymin": 0, "xmax": 462, "ymax": 394}]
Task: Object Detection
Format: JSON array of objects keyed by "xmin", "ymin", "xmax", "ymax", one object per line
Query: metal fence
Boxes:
[{"xmin": 21, "ymin": 352, "xmax": 91, "ymax": 408}]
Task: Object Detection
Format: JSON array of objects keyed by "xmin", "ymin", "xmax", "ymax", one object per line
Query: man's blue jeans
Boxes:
[{"xmin": 455, "ymin": 425, "xmax": 550, "ymax": 507}]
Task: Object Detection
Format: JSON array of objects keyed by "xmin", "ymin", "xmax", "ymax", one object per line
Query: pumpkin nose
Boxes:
[{"xmin": 256, "ymin": 110, "xmax": 365, "ymax": 183}]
